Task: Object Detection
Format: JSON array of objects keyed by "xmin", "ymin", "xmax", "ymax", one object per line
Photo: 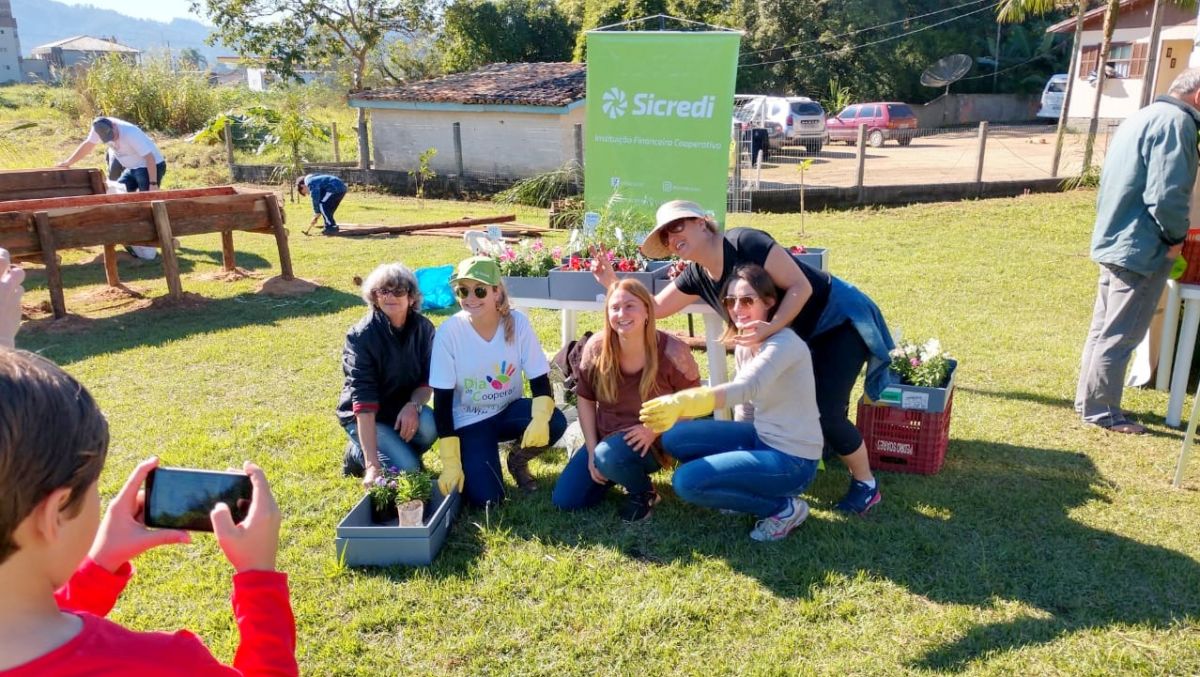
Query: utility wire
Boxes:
[
  {"xmin": 740, "ymin": 3, "xmax": 999, "ymax": 70},
  {"xmin": 740, "ymin": 0, "xmax": 994, "ymax": 60}
]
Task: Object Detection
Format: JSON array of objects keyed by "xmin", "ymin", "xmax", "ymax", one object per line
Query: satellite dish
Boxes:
[{"xmin": 921, "ymin": 54, "xmax": 973, "ymax": 95}]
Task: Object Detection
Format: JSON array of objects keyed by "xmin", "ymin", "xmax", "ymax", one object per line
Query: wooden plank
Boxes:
[
  {"xmin": 34, "ymin": 211, "xmax": 66, "ymax": 319},
  {"xmin": 221, "ymin": 231, "xmax": 236, "ymax": 271},
  {"xmin": 88, "ymin": 170, "xmax": 106, "ymax": 196},
  {"xmin": 103, "ymin": 244, "xmax": 120, "ymax": 287},
  {"xmin": 334, "ymin": 214, "xmax": 518, "ymax": 237},
  {"xmin": 151, "ymin": 201, "xmax": 183, "ymax": 298},
  {"xmin": 0, "ymin": 212, "xmax": 38, "ymax": 256},
  {"xmin": 0, "ymin": 186, "xmax": 239, "ymax": 213},
  {"xmin": 265, "ymin": 194, "xmax": 294, "ymax": 280}
]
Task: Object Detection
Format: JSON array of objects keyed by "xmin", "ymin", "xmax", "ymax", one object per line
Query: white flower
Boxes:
[{"xmin": 923, "ymin": 338, "xmax": 942, "ymax": 357}]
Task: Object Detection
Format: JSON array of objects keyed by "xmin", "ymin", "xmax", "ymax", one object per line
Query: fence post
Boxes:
[
  {"xmin": 331, "ymin": 121, "xmax": 340, "ymax": 163},
  {"xmin": 452, "ymin": 122, "xmax": 465, "ymax": 195},
  {"xmin": 974, "ymin": 121, "xmax": 989, "ymax": 192},
  {"xmin": 573, "ymin": 123, "xmax": 584, "ymax": 193},
  {"xmin": 223, "ymin": 124, "xmax": 234, "ymax": 170},
  {"xmin": 855, "ymin": 123, "xmax": 867, "ymax": 203}
]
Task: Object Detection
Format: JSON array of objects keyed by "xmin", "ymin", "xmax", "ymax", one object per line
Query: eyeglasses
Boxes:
[
  {"xmin": 375, "ymin": 287, "xmax": 408, "ymax": 298},
  {"xmin": 454, "ymin": 285, "xmax": 491, "ymax": 299},
  {"xmin": 723, "ymin": 294, "xmax": 760, "ymax": 310},
  {"xmin": 665, "ymin": 220, "xmax": 690, "ymax": 234}
]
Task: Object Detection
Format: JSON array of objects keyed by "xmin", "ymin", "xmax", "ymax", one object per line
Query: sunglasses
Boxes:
[
  {"xmin": 723, "ymin": 294, "xmax": 760, "ymax": 310},
  {"xmin": 375, "ymin": 287, "xmax": 408, "ymax": 298},
  {"xmin": 454, "ymin": 285, "xmax": 491, "ymax": 299}
]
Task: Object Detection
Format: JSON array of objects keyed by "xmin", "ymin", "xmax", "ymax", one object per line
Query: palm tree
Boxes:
[{"xmin": 997, "ymin": 0, "xmax": 1089, "ymax": 178}]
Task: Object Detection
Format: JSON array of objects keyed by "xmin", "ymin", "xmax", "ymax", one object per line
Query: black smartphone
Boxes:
[{"xmin": 144, "ymin": 467, "xmax": 253, "ymax": 532}]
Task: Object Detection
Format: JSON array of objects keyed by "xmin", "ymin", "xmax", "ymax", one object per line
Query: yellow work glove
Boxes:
[
  {"xmin": 639, "ymin": 386, "xmax": 715, "ymax": 434},
  {"xmin": 520, "ymin": 396, "xmax": 556, "ymax": 448},
  {"xmin": 437, "ymin": 437, "xmax": 464, "ymax": 495}
]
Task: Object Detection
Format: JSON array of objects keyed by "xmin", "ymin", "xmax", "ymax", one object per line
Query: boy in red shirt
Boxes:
[{"xmin": 0, "ymin": 250, "xmax": 298, "ymax": 675}]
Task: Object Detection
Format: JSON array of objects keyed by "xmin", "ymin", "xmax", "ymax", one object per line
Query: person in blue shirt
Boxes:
[{"xmin": 296, "ymin": 174, "xmax": 348, "ymax": 236}]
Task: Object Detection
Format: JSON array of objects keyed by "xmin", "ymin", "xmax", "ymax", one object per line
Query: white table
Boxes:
[
  {"xmin": 1155, "ymin": 280, "xmax": 1200, "ymax": 426},
  {"xmin": 510, "ymin": 297, "xmax": 731, "ymax": 419}
]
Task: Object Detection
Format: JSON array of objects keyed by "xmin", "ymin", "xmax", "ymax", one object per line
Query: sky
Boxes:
[{"xmin": 61, "ymin": 0, "xmax": 201, "ymax": 24}]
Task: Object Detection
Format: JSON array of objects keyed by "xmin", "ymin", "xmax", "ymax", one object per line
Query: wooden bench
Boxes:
[
  {"xmin": 0, "ymin": 186, "xmax": 293, "ymax": 319},
  {"xmin": 0, "ymin": 168, "xmax": 106, "ymax": 202}
]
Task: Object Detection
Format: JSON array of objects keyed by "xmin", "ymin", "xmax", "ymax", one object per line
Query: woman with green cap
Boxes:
[{"xmin": 429, "ymin": 256, "xmax": 568, "ymax": 505}]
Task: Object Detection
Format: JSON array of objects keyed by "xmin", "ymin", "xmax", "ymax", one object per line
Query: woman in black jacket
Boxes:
[{"xmin": 336, "ymin": 263, "xmax": 437, "ymax": 488}]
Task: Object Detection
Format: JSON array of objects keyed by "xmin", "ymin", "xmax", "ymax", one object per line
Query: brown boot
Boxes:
[{"xmin": 507, "ymin": 446, "xmax": 544, "ymax": 493}]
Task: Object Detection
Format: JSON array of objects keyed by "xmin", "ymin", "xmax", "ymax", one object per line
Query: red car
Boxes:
[{"xmin": 826, "ymin": 102, "xmax": 918, "ymax": 147}]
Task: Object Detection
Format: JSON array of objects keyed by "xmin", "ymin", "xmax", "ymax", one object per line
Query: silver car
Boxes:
[
  {"xmin": 734, "ymin": 94, "xmax": 827, "ymax": 153},
  {"xmin": 785, "ymin": 96, "xmax": 827, "ymax": 153}
]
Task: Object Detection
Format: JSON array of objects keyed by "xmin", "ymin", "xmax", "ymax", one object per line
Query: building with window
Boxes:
[{"xmin": 1047, "ymin": 0, "xmax": 1198, "ymax": 125}]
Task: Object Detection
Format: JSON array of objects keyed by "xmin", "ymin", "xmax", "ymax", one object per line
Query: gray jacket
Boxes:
[{"xmin": 1092, "ymin": 95, "xmax": 1200, "ymax": 276}]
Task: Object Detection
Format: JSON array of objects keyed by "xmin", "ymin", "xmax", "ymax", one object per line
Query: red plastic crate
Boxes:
[
  {"xmin": 856, "ymin": 392, "xmax": 953, "ymax": 475},
  {"xmin": 1179, "ymin": 229, "xmax": 1200, "ymax": 284}
]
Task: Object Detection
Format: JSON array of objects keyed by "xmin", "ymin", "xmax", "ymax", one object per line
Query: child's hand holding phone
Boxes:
[{"xmin": 88, "ymin": 457, "xmax": 191, "ymax": 574}]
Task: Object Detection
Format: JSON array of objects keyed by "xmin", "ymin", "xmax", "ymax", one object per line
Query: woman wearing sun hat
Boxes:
[
  {"xmin": 592, "ymin": 200, "xmax": 895, "ymax": 516},
  {"xmin": 429, "ymin": 255, "xmax": 568, "ymax": 506}
]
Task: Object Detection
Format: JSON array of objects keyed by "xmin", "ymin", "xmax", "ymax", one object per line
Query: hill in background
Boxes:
[{"xmin": 11, "ymin": 0, "xmax": 227, "ymax": 66}]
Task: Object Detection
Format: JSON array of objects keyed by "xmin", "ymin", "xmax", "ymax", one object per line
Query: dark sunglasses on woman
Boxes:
[{"xmin": 455, "ymin": 285, "xmax": 491, "ymax": 299}]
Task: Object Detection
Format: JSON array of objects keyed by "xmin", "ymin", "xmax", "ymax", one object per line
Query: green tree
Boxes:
[
  {"xmin": 177, "ymin": 47, "xmax": 208, "ymax": 71},
  {"xmin": 191, "ymin": 0, "xmax": 435, "ymax": 170},
  {"xmin": 439, "ymin": 0, "xmax": 575, "ymax": 73}
]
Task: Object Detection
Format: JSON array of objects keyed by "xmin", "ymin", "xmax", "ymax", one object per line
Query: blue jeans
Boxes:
[
  {"xmin": 662, "ymin": 419, "xmax": 819, "ymax": 518},
  {"xmin": 342, "ymin": 406, "xmax": 437, "ymax": 473},
  {"xmin": 457, "ymin": 398, "xmax": 567, "ymax": 506},
  {"xmin": 552, "ymin": 432, "xmax": 661, "ymax": 510},
  {"xmin": 117, "ymin": 161, "xmax": 168, "ymax": 193}
]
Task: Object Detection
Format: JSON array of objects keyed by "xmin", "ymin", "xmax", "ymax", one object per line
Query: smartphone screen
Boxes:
[{"xmin": 144, "ymin": 467, "xmax": 252, "ymax": 532}]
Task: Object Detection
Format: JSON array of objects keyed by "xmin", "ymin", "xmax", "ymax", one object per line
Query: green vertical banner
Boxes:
[{"xmin": 585, "ymin": 30, "xmax": 741, "ymax": 231}]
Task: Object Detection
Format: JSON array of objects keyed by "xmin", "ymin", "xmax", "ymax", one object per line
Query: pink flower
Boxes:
[
  {"xmin": 551, "ymin": 246, "xmax": 563, "ymax": 259},
  {"xmin": 532, "ymin": 240, "xmax": 545, "ymax": 252},
  {"xmin": 910, "ymin": 358, "xmax": 921, "ymax": 367}
]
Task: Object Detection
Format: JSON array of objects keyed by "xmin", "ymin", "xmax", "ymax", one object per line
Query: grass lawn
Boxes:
[{"xmin": 11, "ymin": 188, "xmax": 1200, "ymax": 675}]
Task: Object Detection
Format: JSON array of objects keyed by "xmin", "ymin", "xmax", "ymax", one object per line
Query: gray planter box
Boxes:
[
  {"xmin": 654, "ymin": 276, "xmax": 676, "ymax": 294},
  {"xmin": 875, "ymin": 359, "xmax": 957, "ymax": 413},
  {"xmin": 502, "ymin": 275, "xmax": 550, "ymax": 298},
  {"xmin": 549, "ymin": 260, "xmax": 670, "ymax": 302},
  {"xmin": 334, "ymin": 487, "xmax": 460, "ymax": 567},
  {"xmin": 791, "ymin": 247, "xmax": 829, "ymax": 273}
]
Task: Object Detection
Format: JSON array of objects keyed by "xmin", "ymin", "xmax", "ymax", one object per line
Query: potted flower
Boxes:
[
  {"xmin": 498, "ymin": 239, "xmax": 560, "ymax": 298},
  {"xmin": 549, "ymin": 195, "xmax": 670, "ymax": 301},
  {"xmin": 876, "ymin": 337, "xmax": 957, "ymax": 412},
  {"xmin": 394, "ymin": 469, "xmax": 434, "ymax": 527},
  {"xmin": 366, "ymin": 466, "xmax": 404, "ymax": 524}
]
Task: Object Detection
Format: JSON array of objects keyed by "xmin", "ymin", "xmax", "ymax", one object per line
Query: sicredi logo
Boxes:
[{"xmin": 601, "ymin": 87, "xmax": 716, "ymax": 120}]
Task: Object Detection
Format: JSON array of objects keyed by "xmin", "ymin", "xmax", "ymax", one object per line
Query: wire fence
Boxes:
[{"xmin": 729, "ymin": 122, "xmax": 1118, "ymax": 202}]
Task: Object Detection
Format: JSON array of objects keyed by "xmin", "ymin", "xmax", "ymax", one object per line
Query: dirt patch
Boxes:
[
  {"xmin": 20, "ymin": 300, "xmax": 52, "ymax": 321},
  {"xmin": 82, "ymin": 250, "xmax": 140, "ymax": 266},
  {"xmin": 20, "ymin": 313, "xmax": 95, "ymax": 335},
  {"xmin": 197, "ymin": 267, "xmax": 261, "ymax": 282},
  {"xmin": 149, "ymin": 291, "xmax": 210, "ymax": 311},
  {"xmin": 76, "ymin": 285, "xmax": 147, "ymax": 303},
  {"xmin": 258, "ymin": 275, "xmax": 319, "ymax": 296}
]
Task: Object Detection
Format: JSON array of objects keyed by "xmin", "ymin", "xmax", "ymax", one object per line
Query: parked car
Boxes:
[
  {"xmin": 1037, "ymin": 74, "xmax": 1069, "ymax": 120},
  {"xmin": 784, "ymin": 96, "xmax": 827, "ymax": 153},
  {"xmin": 733, "ymin": 94, "xmax": 786, "ymax": 151},
  {"xmin": 826, "ymin": 102, "xmax": 919, "ymax": 147}
]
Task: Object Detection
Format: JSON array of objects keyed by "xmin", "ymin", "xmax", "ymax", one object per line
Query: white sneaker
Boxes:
[{"xmin": 750, "ymin": 497, "xmax": 809, "ymax": 542}]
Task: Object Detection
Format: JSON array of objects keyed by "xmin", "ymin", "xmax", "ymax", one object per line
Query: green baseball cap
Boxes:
[{"xmin": 451, "ymin": 256, "xmax": 501, "ymax": 286}]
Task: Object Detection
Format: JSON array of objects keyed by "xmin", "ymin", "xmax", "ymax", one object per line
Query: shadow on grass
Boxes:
[
  {"xmin": 18, "ymin": 284, "xmax": 362, "ymax": 366},
  {"xmin": 483, "ymin": 439, "xmax": 1200, "ymax": 670},
  {"xmin": 20, "ymin": 247, "xmax": 274, "ymax": 290}
]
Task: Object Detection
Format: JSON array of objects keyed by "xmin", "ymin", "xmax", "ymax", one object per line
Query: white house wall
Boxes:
[
  {"xmin": 1067, "ymin": 23, "xmax": 1198, "ymax": 122},
  {"xmin": 370, "ymin": 106, "xmax": 585, "ymax": 178}
]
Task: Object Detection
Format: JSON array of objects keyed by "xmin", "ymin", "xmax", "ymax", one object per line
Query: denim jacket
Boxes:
[
  {"xmin": 1092, "ymin": 95, "xmax": 1200, "ymax": 276},
  {"xmin": 812, "ymin": 277, "xmax": 897, "ymax": 400}
]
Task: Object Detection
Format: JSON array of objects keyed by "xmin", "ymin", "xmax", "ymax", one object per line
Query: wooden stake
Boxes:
[
  {"xmin": 151, "ymin": 201, "xmax": 183, "ymax": 298},
  {"xmin": 332, "ymin": 122, "xmax": 340, "ymax": 163},
  {"xmin": 88, "ymin": 169, "xmax": 106, "ymax": 196},
  {"xmin": 103, "ymin": 244, "xmax": 120, "ymax": 286},
  {"xmin": 34, "ymin": 211, "xmax": 66, "ymax": 319},
  {"xmin": 265, "ymin": 194, "xmax": 295, "ymax": 280},
  {"xmin": 221, "ymin": 231, "xmax": 236, "ymax": 271}
]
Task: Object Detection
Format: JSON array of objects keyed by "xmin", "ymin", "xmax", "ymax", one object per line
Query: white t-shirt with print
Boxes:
[
  {"xmin": 85, "ymin": 117, "xmax": 164, "ymax": 169},
  {"xmin": 429, "ymin": 310, "xmax": 550, "ymax": 430}
]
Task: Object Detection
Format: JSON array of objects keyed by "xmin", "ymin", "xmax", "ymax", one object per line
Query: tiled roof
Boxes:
[
  {"xmin": 32, "ymin": 35, "xmax": 140, "ymax": 53},
  {"xmin": 355, "ymin": 62, "xmax": 586, "ymax": 107}
]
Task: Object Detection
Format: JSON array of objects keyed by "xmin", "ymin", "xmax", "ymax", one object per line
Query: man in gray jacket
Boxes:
[{"xmin": 1076, "ymin": 69, "xmax": 1200, "ymax": 434}]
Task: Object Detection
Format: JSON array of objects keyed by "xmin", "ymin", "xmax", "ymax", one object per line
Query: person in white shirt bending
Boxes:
[{"xmin": 57, "ymin": 117, "xmax": 166, "ymax": 193}]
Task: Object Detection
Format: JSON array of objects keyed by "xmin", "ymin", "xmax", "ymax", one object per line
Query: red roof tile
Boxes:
[{"xmin": 355, "ymin": 62, "xmax": 586, "ymax": 107}]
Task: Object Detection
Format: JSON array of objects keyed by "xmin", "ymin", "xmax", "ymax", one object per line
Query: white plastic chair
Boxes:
[{"xmin": 463, "ymin": 230, "xmax": 502, "ymax": 256}]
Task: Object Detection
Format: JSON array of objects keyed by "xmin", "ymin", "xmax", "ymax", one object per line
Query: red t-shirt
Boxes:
[{"xmin": 1, "ymin": 558, "xmax": 297, "ymax": 677}]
